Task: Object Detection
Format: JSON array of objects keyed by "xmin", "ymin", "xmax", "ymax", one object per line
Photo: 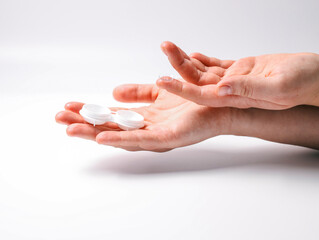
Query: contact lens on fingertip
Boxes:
[{"xmin": 79, "ymin": 104, "xmax": 144, "ymax": 130}]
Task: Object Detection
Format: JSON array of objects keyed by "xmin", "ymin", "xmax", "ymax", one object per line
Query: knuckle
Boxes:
[
  {"xmin": 197, "ymin": 88, "xmax": 208, "ymax": 105},
  {"xmin": 240, "ymin": 80, "xmax": 254, "ymax": 98},
  {"xmin": 180, "ymin": 82, "xmax": 187, "ymax": 94}
]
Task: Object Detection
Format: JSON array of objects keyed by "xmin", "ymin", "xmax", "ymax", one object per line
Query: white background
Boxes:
[{"xmin": 0, "ymin": 0, "xmax": 319, "ymax": 239}]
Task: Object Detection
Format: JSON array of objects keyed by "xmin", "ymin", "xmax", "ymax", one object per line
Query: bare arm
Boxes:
[
  {"xmin": 56, "ymin": 84, "xmax": 319, "ymax": 151},
  {"xmin": 158, "ymin": 41, "xmax": 319, "ymax": 109},
  {"xmin": 231, "ymin": 105, "xmax": 319, "ymax": 150}
]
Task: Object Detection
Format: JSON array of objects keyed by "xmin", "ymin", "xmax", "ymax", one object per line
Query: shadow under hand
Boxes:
[{"xmin": 89, "ymin": 146, "xmax": 319, "ymax": 176}]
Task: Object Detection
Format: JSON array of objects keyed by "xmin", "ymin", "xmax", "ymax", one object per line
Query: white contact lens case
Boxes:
[{"xmin": 79, "ymin": 104, "xmax": 144, "ymax": 131}]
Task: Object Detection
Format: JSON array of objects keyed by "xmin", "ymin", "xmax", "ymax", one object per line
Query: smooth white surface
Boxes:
[
  {"xmin": 0, "ymin": 94, "xmax": 318, "ymax": 240},
  {"xmin": 1, "ymin": 0, "xmax": 319, "ymax": 95},
  {"xmin": 115, "ymin": 110, "xmax": 145, "ymax": 130},
  {"xmin": 79, "ymin": 104, "xmax": 144, "ymax": 129},
  {"xmin": 0, "ymin": 0, "xmax": 319, "ymax": 239},
  {"xmin": 80, "ymin": 104, "xmax": 112, "ymax": 125},
  {"xmin": 79, "ymin": 103, "xmax": 144, "ymax": 129}
]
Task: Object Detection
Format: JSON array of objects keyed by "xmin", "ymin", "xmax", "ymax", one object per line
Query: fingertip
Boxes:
[
  {"xmin": 55, "ymin": 111, "xmax": 65, "ymax": 124},
  {"xmin": 156, "ymin": 76, "xmax": 174, "ymax": 88},
  {"xmin": 113, "ymin": 84, "xmax": 139, "ymax": 102},
  {"xmin": 64, "ymin": 102, "xmax": 84, "ymax": 113},
  {"xmin": 66, "ymin": 123, "xmax": 100, "ymax": 140},
  {"xmin": 66, "ymin": 124, "xmax": 77, "ymax": 137},
  {"xmin": 95, "ymin": 134, "xmax": 103, "ymax": 144},
  {"xmin": 113, "ymin": 84, "xmax": 127, "ymax": 92},
  {"xmin": 114, "ymin": 84, "xmax": 159, "ymax": 103},
  {"xmin": 160, "ymin": 41, "xmax": 178, "ymax": 55},
  {"xmin": 161, "ymin": 41, "xmax": 174, "ymax": 49},
  {"xmin": 112, "ymin": 84, "xmax": 127, "ymax": 101},
  {"xmin": 56, "ymin": 110, "xmax": 85, "ymax": 126},
  {"xmin": 160, "ymin": 41, "xmax": 168, "ymax": 55},
  {"xmin": 189, "ymin": 52, "xmax": 201, "ymax": 58},
  {"xmin": 96, "ymin": 132, "xmax": 107, "ymax": 144},
  {"xmin": 64, "ymin": 102, "xmax": 74, "ymax": 110}
]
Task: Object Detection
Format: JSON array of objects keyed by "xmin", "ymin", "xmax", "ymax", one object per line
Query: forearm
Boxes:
[
  {"xmin": 308, "ymin": 53, "xmax": 319, "ymax": 107},
  {"xmin": 231, "ymin": 105, "xmax": 319, "ymax": 149}
]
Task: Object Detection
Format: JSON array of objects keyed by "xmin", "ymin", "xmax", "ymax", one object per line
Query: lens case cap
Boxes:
[{"xmin": 79, "ymin": 104, "xmax": 144, "ymax": 131}]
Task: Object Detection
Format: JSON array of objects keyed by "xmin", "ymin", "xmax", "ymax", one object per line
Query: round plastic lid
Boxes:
[
  {"xmin": 115, "ymin": 110, "xmax": 145, "ymax": 130},
  {"xmin": 79, "ymin": 104, "xmax": 144, "ymax": 130}
]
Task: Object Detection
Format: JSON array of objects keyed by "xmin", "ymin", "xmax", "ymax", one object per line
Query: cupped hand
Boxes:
[
  {"xmin": 55, "ymin": 84, "xmax": 232, "ymax": 152},
  {"xmin": 158, "ymin": 41, "xmax": 319, "ymax": 109}
]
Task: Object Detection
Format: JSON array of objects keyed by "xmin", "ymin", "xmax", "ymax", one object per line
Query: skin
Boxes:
[
  {"xmin": 55, "ymin": 84, "xmax": 319, "ymax": 151},
  {"xmin": 235, "ymin": 105, "xmax": 319, "ymax": 150},
  {"xmin": 157, "ymin": 41, "xmax": 319, "ymax": 109},
  {"xmin": 55, "ymin": 84, "xmax": 232, "ymax": 152}
]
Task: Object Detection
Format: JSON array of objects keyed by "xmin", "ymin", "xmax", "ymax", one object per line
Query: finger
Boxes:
[
  {"xmin": 217, "ymin": 75, "xmax": 274, "ymax": 100},
  {"xmin": 221, "ymin": 60, "xmax": 235, "ymax": 69},
  {"xmin": 64, "ymin": 102, "xmax": 85, "ymax": 114},
  {"xmin": 156, "ymin": 77, "xmax": 204, "ymax": 105},
  {"xmin": 56, "ymin": 109, "xmax": 122, "ymax": 130},
  {"xmin": 161, "ymin": 41, "xmax": 190, "ymax": 60},
  {"xmin": 115, "ymin": 146, "xmax": 142, "ymax": 151},
  {"xmin": 190, "ymin": 58, "xmax": 207, "ymax": 72},
  {"xmin": 156, "ymin": 77, "xmax": 284, "ymax": 109},
  {"xmin": 108, "ymin": 107, "xmax": 128, "ymax": 111},
  {"xmin": 197, "ymin": 72, "xmax": 221, "ymax": 85},
  {"xmin": 200, "ymin": 88, "xmax": 287, "ymax": 109},
  {"xmin": 190, "ymin": 52, "xmax": 221, "ymax": 66},
  {"xmin": 113, "ymin": 84, "xmax": 159, "ymax": 103},
  {"xmin": 65, "ymin": 102, "xmax": 128, "ymax": 114},
  {"xmin": 190, "ymin": 52, "xmax": 234, "ymax": 69},
  {"xmin": 64, "ymin": 102, "xmax": 129, "ymax": 119},
  {"xmin": 156, "ymin": 76, "xmax": 237, "ymax": 107},
  {"xmin": 207, "ymin": 66, "xmax": 226, "ymax": 77},
  {"xmin": 156, "ymin": 77, "xmax": 222, "ymax": 106},
  {"xmin": 67, "ymin": 123, "xmax": 102, "ymax": 140},
  {"xmin": 161, "ymin": 41, "xmax": 201, "ymax": 84},
  {"xmin": 117, "ymin": 146, "xmax": 171, "ymax": 152},
  {"xmin": 55, "ymin": 110, "xmax": 85, "ymax": 125},
  {"xmin": 96, "ymin": 130, "xmax": 160, "ymax": 150}
]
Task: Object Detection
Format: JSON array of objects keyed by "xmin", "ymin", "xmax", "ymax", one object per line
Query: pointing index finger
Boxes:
[{"xmin": 161, "ymin": 41, "xmax": 201, "ymax": 84}]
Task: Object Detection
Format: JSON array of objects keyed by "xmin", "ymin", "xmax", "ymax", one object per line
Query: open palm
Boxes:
[
  {"xmin": 158, "ymin": 41, "xmax": 319, "ymax": 109},
  {"xmin": 55, "ymin": 84, "xmax": 230, "ymax": 152}
]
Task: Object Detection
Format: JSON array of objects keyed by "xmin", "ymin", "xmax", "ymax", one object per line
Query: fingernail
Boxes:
[
  {"xmin": 218, "ymin": 86, "xmax": 232, "ymax": 96},
  {"xmin": 160, "ymin": 76, "xmax": 173, "ymax": 82}
]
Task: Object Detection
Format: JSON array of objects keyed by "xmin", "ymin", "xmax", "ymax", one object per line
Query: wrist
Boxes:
[
  {"xmin": 308, "ymin": 53, "xmax": 319, "ymax": 106},
  {"xmin": 225, "ymin": 107, "xmax": 255, "ymax": 137},
  {"xmin": 215, "ymin": 107, "xmax": 249, "ymax": 136}
]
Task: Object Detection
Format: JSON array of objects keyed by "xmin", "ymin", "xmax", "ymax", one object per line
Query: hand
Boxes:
[
  {"xmin": 55, "ymin": 84, "xmax": 232, "ymax": 152},
  {"xmin": 157, "ymin": 41, "xmax": 319, "ymax": 109}
]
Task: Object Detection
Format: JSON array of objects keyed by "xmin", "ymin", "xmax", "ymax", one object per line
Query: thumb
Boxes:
[{"xmin": 217, "ymin": 75, "xmax": 268, "ymax": 99}]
